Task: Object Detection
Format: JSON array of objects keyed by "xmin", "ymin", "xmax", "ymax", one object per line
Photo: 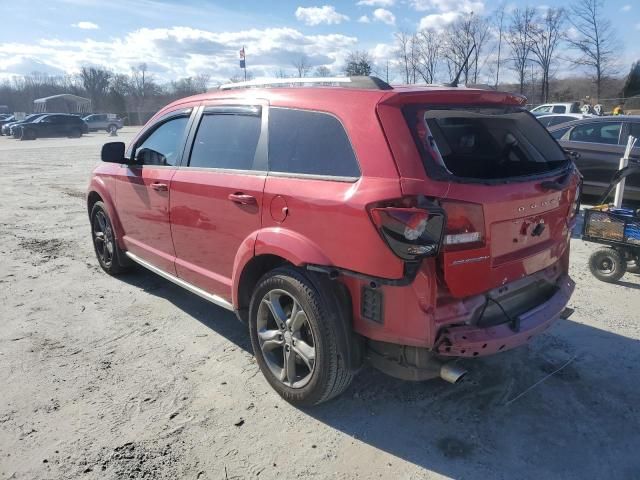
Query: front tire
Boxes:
[
  {"xmin": 90, "ymin": 201, "xmax": 130, "ymax": 275},
  {"xmin": 589, "ymin": 247, "xmax": 626, "ymax": 282},
  {"xmin": 248, "ymin": 267, "xmax": 353, "ymax": 406}
]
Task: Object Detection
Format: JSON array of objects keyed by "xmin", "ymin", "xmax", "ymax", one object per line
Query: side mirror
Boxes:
[{"xmin": 101, "ymin": 141, "xmax": 126, "ymax": 163}]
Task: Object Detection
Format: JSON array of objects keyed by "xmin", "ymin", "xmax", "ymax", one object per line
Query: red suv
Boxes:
[{"xmin": 88, "ymin": 77, "xmax": 579, "ymax": 405}]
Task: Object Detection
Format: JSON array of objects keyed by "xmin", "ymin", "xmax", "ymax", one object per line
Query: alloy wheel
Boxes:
[
  {"xmin": 256, "ymin": 289, "xmax": 316, "ymax": 388},
  {"xmin": 93, "ymin": 210, "xmax": 114, "ymax": 267}
]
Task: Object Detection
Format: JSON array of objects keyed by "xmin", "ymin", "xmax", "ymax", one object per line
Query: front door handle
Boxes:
[
  {"xmin": 228, "ymin": 193, "xmax": 256, "ymax": 205},
  {"xmin": 151, "ymin": 182, "xmax": 168, "ymax": 192}
]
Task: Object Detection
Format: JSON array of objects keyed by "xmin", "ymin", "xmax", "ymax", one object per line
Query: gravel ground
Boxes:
[{"xmin": 1, "ymin": 128, "xmax": 639, "ymax": 480}]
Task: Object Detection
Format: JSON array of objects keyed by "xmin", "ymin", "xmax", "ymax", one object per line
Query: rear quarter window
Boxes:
[{"xmin": 268, "ymin": 108, "xmax": 360, "ymax": 178}]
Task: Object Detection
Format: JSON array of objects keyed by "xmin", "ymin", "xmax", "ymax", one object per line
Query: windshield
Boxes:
[{"xmin": 405, "ymin": 106, "xmax": 569, "ymax": 182}]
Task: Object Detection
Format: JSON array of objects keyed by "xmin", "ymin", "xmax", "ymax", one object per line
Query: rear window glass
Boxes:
[
  {"xmin": 268, "ymin": 108, "xmax": 360, "ymax": 178},
  {"xmin": 405, "ymin": 106, "xmax": 568, "ymax": 181}
]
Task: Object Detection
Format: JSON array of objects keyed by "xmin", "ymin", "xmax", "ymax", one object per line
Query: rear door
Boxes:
[
  {"xmin": 558, "ymin": 120, "xmax": 624, "ymax": 191},
  {"xmin": 169, "ymin": 103, "xmax": 267, "ymax": 299},
  {"xmin": 116, "ymin": 108, "xmax": 195, "ymax": 274}
]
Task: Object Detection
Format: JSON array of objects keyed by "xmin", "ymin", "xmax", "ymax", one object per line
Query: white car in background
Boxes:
[{"xmin": 530, "ymin": 102, "xmax": 582, "ymax": 116}]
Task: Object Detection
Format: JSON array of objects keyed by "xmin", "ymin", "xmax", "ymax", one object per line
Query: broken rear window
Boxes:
[{"xmin": 404, "ymin": 106, "xmax": 568, "ymax": 182}]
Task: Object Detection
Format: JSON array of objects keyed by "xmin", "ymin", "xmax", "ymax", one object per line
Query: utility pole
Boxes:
[{"xmin": 240, "ymin": 46, "xmax": 247, "ymax": 81}]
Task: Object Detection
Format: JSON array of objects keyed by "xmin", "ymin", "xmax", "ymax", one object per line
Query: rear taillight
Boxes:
[
  {"xmin": 441, "ymin": 201, "xmax": 485, "ymax": 251},
  {"xmin": 369, "ymin": 198, "xmax": 445, "ymax": 261}
]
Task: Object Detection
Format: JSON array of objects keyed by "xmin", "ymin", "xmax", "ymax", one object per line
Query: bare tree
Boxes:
[
  {"xmin": 494, "ymin": 4, "xmax": 507, "ymax": 87},
  {"xmin": 344, "ymin": 51, "xmax": 373, "ymax": 76},
  {"xmin": 273, "ymin": 69, "xmax": 290, "ymax": 78},
  {"xmin": 314, "ymin": 66, "xmax": 332, "ymax": 77},
  {"xmin": 79, "ymin": 67, "xmax": 111, "ymax": 111},
  {"xmin": 292, "ymin": 56, "xmax": 312, "ymax": 78},
  {"xmin": 395, "ymin": 31, "xmax": 414, "ymax": 84},
  {"xmin": 506, "ymin": 7, "xmax": 535, "ymax": 94},
  {"xmin": 566, "ymin": 0, "xmax": 619, "ymax": 100},
  {"xmin": 529, "ymin": 8, "xmax": 565, "ymax": 102},
  {"xmin": 414, "ymin": 30, "xmax": 441, "ymax": 83},
  {"xmin": 443, "ymin": 13, "xmax": 490, "ymax": 85}
]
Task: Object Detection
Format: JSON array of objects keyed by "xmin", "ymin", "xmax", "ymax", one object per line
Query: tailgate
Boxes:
[{"xmin": 441, "ymin": 180, "xmax": 576, "ymax": 298}]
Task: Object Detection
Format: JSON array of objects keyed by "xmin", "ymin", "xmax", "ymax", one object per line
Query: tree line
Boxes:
[
  {"xmin": 290, "ymin": 0, "xmax": 626, "ymax": 104},
  {"xmin": 0, "ymin": 64, "xmax": 210, "ymax": 124}
]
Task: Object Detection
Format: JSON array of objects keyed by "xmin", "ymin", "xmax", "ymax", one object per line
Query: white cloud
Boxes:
[
  {"xmin": 410, "ymin": 0, "xmax": 484, "ymax": 14},
  {"xmin": 72, "ymin": 21, "xmax": 99, "ymax": 30},
  {"xmin": 295, "ymin": 5, "xmax": 349, "ymax": 26},
  {"xmin": 621, "ymin": 4, "xmax": 632, "ymax": 12},
  {"xmin": 357, "ymin": 0, "xmax": 395, "ymax": 6},
  {"xmin": 372, "ymin": 8, "xmax": 396, "ymax": 25},
  {"xmin": 418, "ymin": 11, "xmax": 460, "ymax": 30},
  {"xmin": 358, "ymin": 15, "xmax": 371, "ymax": 23},
  {"xmin": 0, "ymin": 26, "xmax": 358, "ymax": 83}
]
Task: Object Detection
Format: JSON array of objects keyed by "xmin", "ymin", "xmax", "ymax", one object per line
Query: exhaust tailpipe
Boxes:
[{"xmin": 440, "ymin": 363, "xmax": 467, "ymax": 384}]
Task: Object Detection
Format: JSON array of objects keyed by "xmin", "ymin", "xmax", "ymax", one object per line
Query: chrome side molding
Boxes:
[{"xmin": 125, "ymin": 251, "xmax": 234, "ymax": 311}]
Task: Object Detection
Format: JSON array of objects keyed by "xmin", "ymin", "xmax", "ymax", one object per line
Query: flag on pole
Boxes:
[{"xmin": 239, "ymin": 48, "xmax": 246, "ymax": 69}]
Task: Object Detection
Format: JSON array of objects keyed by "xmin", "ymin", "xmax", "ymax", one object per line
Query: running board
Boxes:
[{"xmin": 125, "ymin": 252, "xmax": 234, "ymax": 311}]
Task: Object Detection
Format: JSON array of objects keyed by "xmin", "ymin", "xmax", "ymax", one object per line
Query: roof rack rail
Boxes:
[{"xmin": 218, "ymin": 76, "xmax": 393, "ymax": 91}]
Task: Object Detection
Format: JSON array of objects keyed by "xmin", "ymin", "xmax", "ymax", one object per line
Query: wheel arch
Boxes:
[
  {"xmin": 87, "ymin": 178, "xmax": 125, "ymax": 249},
  {"xmin": 232, "ymin": 227, "xmax": 333, "ymax": 314},
  {"xmin": 232, "ymin": 228, "xmax": 363, "ymax": 370}
]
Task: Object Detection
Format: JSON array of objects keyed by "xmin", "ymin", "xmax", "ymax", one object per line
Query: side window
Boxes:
[
  {"xmin": 551, "ymin": 127, "xmax": 570, "ymax": 139},
  {"xmin": 268, "ymin": 108, "xmax": 360, "ymax": 178},
  {"xmin": 188, "ymin": 112, "xmax": 262, "ymax": 170},
  {"xmin": 135, "ymin": 116, "xmax": 189, "ymax": 166},
  {"xmin": 569, "ymin": 122, "xmax": 622, "ymax": 145},
  {"xmin": 534, "ymin": 105, "xmax": 551, "ymax": 114},
  {"xmin": 552, "ymin": 105, "xmax": 565, "ymax": 114}
]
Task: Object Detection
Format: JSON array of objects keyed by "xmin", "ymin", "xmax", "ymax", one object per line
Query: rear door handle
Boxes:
[
  {"xmin": 228, "ymin": 193, "xmax": 256, "ymax": 205},
  {"xmin": 151, "ymin": 182, "xmax": 168, "ymax": 192}
]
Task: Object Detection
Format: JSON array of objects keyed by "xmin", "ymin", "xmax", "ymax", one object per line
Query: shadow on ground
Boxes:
[{"xmin": 120, "ymin": 267, "xmax": 640, "ymax": 480}]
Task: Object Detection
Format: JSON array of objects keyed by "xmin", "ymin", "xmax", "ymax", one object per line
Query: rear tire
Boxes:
[
  {"xmin": 589, "ymin": 248, "xmax": 626, "ymax": 282},
  {"xmin": 248, "ymin": 266, "xmax": 353, "ymax": 406},
  {"xmin": 90, "ymin": 201, "xmax": 130, "ymax": 275},
  {"xmin": 106, "ymin": 124, "xmax": 118, "ymax": 134},
  {"xmin": 70, "ymin": 128, "xmax": 82, "ymax": 138}
]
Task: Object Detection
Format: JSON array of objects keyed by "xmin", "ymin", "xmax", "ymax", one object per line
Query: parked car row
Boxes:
[
  {"xmin": 1, "ymin": 112, "xmax": 124, "ymax": 139},
  {"xmin": 0, "ymin": 113, "xmax": 88, "ymax": 140}
]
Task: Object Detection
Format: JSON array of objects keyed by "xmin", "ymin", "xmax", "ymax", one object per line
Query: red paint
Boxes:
[{"xmin": 89, "ymin": 84, "xmax": 576, "ymax": 359}]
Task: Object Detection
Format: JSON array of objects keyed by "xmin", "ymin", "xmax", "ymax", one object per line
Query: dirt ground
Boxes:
[{"xmin": 1, "ymin": 128, "xmax": 639, "ymax": 480}]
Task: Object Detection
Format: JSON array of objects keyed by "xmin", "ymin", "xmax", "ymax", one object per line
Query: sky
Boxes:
[{"xmin": 0, "ymin": 0, "xmax": 639, "ymax": 85}]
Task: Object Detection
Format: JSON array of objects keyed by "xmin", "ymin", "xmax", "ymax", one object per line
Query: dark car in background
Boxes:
[
  {"xmin": 83, "ymin": 114, "xmax": 124, "ymax": 134},
  {"xmin": 549, "ymin": 116, "xmax": 640, "ymax": 201},
  {"xmin": 1, "ymin": 113, "xmax": 47, "ymax": 137},
  {"xmin": 18, "ymin": 114, "xmax": 89, "ymax": 140},
  {"xmin": 0, "ymin": 115, "xmax": 15, "ymax": 129}
]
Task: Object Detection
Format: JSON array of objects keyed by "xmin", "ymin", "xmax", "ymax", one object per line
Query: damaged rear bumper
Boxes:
[{"xmin": 435, "ymin": 275, "xmax": 575, "ymax": 357}]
